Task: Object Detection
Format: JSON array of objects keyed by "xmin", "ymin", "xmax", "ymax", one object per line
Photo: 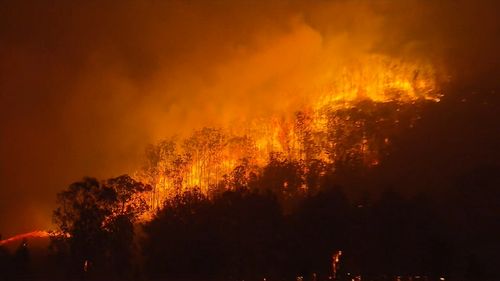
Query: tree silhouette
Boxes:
[
  {"xmin": 13, "ymin": 238, "xmax": 30, "ymax": 277},
  {"xmin": 258, "ymin": 152, "xmax": 305, "ymax": 208},
  {"xmin": 0, "ymin": 235, "xmax": 13, "ymax": 279},
  {"xmin": 52, "ymin": 175, "xmax": 150, "ymax": 278},
  {"xmin": 143, "ymin": 189, "xmax": 214, "ymax": 278}
]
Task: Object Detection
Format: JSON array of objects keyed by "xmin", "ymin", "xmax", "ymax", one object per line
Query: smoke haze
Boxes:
[{"xmin": 1, "ymin": 0, "xmax": 499, "ymax": 236}]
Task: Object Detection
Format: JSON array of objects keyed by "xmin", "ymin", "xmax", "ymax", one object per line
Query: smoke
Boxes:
[{"xmin": 0, "ymin": 0, "xmax": 498, "ymax": 236}]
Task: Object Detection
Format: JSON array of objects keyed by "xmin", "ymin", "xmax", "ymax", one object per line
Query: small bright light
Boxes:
[{"xmin": 440, "ymin": 278, "xmax": 445, "ymax": 281}]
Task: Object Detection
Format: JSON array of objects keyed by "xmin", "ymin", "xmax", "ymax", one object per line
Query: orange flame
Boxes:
[
  {"xmin": 0, "ymin": 230, "xmax": 50, "ymax": 246},
  {"xmin": 136, "ymin": 55, "xmax": 443, "ymax": 211}
]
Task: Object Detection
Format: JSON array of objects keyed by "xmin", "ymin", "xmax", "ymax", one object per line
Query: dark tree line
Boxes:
[
  {"xmin": 3, "ymin": 135, "xmax": 494, "ymax": 281},
  {"xmin": 140, "ymin": 165, "xmax": 499, "ymax": 281},
  {"xmin": 28, "ymin": 160, "xmax": 497, "ymax": 281},
  {"xmin": 141, "ymin": 185, "xmax": 446, "ymax": 281}
]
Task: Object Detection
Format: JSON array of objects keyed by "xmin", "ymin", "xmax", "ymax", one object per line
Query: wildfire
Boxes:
[
  {"xmin": 0, "ymin": 230, "xmax": 50, "ymax": 246},
  {"xmin": 136, "ymin": 55, "xmax": 443, "ymax": 210}
]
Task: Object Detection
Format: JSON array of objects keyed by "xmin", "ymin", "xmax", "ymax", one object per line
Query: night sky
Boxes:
[{"xmin": 1, "ymin": 0, "xmax": 499, "ymax": 237}]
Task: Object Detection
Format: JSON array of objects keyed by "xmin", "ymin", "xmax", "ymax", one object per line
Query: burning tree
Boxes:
[
  {"xmin": 142, "ymin": 140, "xmax": 187, "ymax": 209},
  {"xmin": 134, "ymin": 55, "xmax": 442, "ymax": 210}
]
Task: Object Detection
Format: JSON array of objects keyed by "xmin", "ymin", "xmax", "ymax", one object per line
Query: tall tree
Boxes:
[{"xmin": 52, "ymin": 175, "xmax": 150, "ymax": 278}]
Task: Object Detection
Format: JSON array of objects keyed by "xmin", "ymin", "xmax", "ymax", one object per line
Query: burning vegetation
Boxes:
[
  {"xmin": 0, "ymin": 231, "xmax": 49, "ymax": 247},
  {"xmin": 1, "ymin": 0, "xmax": 498, "ymax": 280},
  {"xmin": 136, "ymin": 55, "xmax": 442, "ymax": 211}
]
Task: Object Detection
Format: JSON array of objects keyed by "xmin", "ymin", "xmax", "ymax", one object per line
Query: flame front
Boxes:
[
  {"xmin": 136, "ymin": 55, "xmax": 443, "ymax": 211},
  {"xmin": 0, "ymin": 230, "xmax": 50, "ymax": 246}
]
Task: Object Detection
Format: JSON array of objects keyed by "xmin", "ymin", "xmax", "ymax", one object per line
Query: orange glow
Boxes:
[
  {"xmin": 136, "ymin": 55, "xmax": 442, "ymax": 211},
  {"xmin": 332, "ymin": 250, "xmax": 343, "ymax": 279},
  {"xmin": 0, "ymin": 230, "xmax": 49, "ymax": 246}
]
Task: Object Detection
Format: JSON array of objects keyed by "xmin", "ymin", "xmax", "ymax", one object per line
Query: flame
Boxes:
[
  {"xmin": 0, "ymin": 230, "xmax": 50, "ymax": 246},
  {"xmin": 136, "ymin": 54, "xmax": 443, "ymax": 211}
]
